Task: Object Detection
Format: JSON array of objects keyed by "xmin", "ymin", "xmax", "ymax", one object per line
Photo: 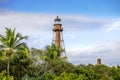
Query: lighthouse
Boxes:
[{"xmin": 52, "ymin": 16, "xmax": 66, "ymax": 57}]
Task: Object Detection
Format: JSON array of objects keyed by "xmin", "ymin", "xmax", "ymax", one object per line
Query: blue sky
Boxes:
[
  {"xmin": 0, "ymin": 0, "xmax": 120, "ymax": 65},
  {"xmin": 2, "ymin": 0, "xmax": 120, "ymax": 16}
]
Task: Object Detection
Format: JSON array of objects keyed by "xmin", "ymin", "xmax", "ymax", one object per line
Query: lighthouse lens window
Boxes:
[{"xmin": 55, "ymin": 21, "xmax": 61, "ymax": 24}]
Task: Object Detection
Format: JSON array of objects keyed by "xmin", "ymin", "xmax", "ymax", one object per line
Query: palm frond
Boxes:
[
  {"xmin": 15, "ymin": 42, "xmax": 27, "ymax": 49},
  {"xmin": 0, "ymin": 34, "xmax": 6, "ymax": 42}
]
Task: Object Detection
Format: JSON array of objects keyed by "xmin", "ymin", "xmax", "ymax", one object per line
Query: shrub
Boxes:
[{"xmin": 0, "ymin": 70, "xmax": 14, "ymax": 80}]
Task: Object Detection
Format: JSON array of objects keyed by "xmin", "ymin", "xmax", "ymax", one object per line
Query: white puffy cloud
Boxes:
[
  {"xmin": 0, "ymin": 11, "xmax": 106, "ymax": 47},
  {"xmin": 67, "ymin": 40, "xmax": 120, "ymax": 66},
  {"xmin": 105, "ymin": 18, "xmax": 120, "ymax": 31},
  {"xmin": 62, "ymin": 15, "xmax": 107, "ymax": 31},
  {"xmin": 0, "ymin": 11, "xmax": 55, "ymax": 48}
]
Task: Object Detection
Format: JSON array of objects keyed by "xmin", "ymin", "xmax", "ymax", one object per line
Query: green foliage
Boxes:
[
  {"xmin": 38, "ymin": 72, "xmax": 55, "ymax": 80},
  {"xmin": 41, "ymin": 45, "xmax": 64, "ymax": 62},
  {"xmin": 10, "ymin": 47, "xmax": 31, "ymax": 79},
  {"xmin": 75, "ymin": 64, "xmax": 101, "ymax": 80},
  {"xmin": 54, "ymin": 72, "xmax": 77, "ymax": 80},
  {"xmin": 54, "ymin": 71, "xmax": 100, "ymax": 80},
  {"xmin": 0, "ymin": 60, "xmax": 6, "ymax": 72},
  {"xmin": 1, "ymin": 27, "xmax": 120, "ymax": 80},
  {"xmin": 0, "ymin": 27, "xmax": 28, "ymax": 75},
  {"xmin": 21, "ymin": 74, "xmax": 39, "ymax": 80},
  {"xmin": 109, "ymin": 66, "xmax": 120, "ymax": 80},
  {"xmin": 21, "ymin": 73, "xmax": 55, "ymax": 80},
  {"xmin": 93, "ymin": 64, "xmax": 111, "ymax": 80},
  {"xmin": 0, "ymin": 70, "xmax": 14, "ymax": 80}
]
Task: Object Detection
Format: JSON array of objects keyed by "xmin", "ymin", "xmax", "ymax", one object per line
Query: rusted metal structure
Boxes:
[
  {"xmin": 97, "ymin": 58, "xmax": 102, "ymax": 64},
  {"xmin": 52, "ymin": 16, "xmax": 66, "ymax": 57}
]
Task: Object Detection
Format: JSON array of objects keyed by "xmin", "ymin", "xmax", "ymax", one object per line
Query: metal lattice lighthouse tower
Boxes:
[{"xmin": 52, "ymin": 16, "xmax": 66, "ymax": 57}]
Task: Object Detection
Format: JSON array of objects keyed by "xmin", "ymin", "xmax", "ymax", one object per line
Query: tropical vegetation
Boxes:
[{"xmin": 0, "ymin": 28, "xmax": 120, "ymax": 80}]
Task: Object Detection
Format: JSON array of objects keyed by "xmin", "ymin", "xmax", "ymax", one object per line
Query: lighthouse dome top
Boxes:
[
  {"xmin": 54, "ymin": 16, "xmax": 62, "ymax": 25},
  {"xmin": 54, "ymin": 16, "xmax": 61, "ymax": 21}
]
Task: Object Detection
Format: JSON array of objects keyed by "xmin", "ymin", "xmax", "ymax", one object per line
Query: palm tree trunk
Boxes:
[{"xmin": 7, "ymin": 55, "xmax": 10, "ymax": 75}]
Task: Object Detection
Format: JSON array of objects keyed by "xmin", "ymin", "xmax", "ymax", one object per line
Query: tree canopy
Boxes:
[{"xmin": 0, "ymin": 27, "xmax": 120, "ymax": 80}]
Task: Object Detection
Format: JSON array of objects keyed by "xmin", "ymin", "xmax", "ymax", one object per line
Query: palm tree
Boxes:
[
  {"xmin": 0, "ymin": 27, "xmax": 28, "ymax": 74},
  {"xmin": 11, "ymin": 46, "xmax": 31, "ymax": 79},
  {"xmin": 41, "ymin": 44, "xmax": 64, "ymax": 63},
  {"xmin": 39, "ymin": 44, "xmax": 66, "ymax": 74}
]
